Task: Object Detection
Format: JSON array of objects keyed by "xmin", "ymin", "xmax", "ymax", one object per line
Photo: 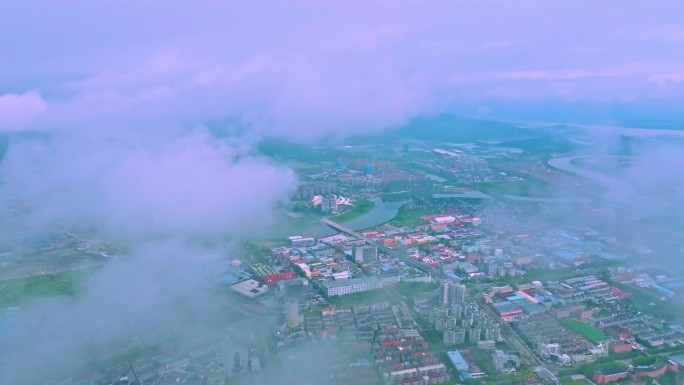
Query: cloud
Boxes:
[
  {"xmin": 1, "ymin": 1, "xmax": 683, "ymax": 135},
  {"xmin": 0, "ymin": 127, "xmax": 297, "ymax": 239},
  {"xmin": 0, "ymin": 92, "xmax": 47, "ymax": 131},
  {"xmin": 0, "ymin": 240, "xmax": 234, "ymax": 384}
]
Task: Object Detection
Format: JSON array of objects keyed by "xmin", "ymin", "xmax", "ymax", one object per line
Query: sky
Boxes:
[{"xmin": 2, "ymin": 1, "xmax": 684, "ymax": 135}]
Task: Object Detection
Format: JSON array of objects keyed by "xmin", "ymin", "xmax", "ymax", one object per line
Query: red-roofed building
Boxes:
[
  {"xmin": 609, "ymin": 341, "xmax": 632, "ymax": 353},
  {"xmin": 262, "ymin": 271, "xmax": 296, "ymax": 285},
  {"xmin": 382, "ymin": 239, "xmax": 396, "ymax": 247}
]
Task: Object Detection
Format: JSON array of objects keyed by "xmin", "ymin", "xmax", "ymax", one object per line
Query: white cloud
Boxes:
[{"xmin": 0, "ymin": 91, "xmax": 46, "ymax": 131}]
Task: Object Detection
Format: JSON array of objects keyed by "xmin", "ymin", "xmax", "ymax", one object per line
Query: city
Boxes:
[{"xmin": 2, "ymin": 2, "xmax": 684, "ymax": 385}]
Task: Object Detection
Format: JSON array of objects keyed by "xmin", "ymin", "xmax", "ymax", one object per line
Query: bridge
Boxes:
[{"xmin": 321, "ymin": 218, "xmax": 443, "ymax": 278}]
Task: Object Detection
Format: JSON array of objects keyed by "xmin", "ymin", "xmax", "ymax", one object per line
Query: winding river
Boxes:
[
  {"xmin": 547, "ymin": 156, "xmax": 635, "ymax": 200},
  {"xmin": 258, "ymin": 197, "xmax": 409, "ymax": 239}
]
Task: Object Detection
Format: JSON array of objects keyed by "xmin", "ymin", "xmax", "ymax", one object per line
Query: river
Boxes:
[
  {"xmin": 258, "ymin": 197, "xmax": 410, "ymax": 240},
  {"xmin": 547, "ymin": 156, "xmax": 635, "ymax": 200}
]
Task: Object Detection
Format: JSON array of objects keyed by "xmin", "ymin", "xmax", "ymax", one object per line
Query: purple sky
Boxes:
[{"xmin": 1, "ymin": 1, "xmax": 684, "ymax": 135}]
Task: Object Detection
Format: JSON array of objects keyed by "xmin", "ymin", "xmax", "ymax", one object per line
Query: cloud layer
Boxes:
[
  {"xmin": 0, "ymin": 128, "xmax": 296, "ymax": 239},
  {"xmin": 2, "ymin": 1, "xmax": 684, "ymax": 134}
]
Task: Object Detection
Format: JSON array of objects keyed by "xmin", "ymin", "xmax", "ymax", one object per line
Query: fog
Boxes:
[
  {"xmin": 2, "ymin": 241, "xmax": 228, "ymax": 384},
  {"xmin": 0, "ymin": 127, "xmax": 296, "ymax": 240},
  {"xmin": 0, "ymin": 124, "xmax": 297, "ymax": 383}
]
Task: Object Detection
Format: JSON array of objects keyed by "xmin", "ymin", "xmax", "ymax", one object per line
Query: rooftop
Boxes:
[
  {"xmin": 230, "ymin": 279, "xmax": 269, "ymax": 299},
  {"xmin": 320, "ymin": 276, "xmax": 381, "ymax": 289}
]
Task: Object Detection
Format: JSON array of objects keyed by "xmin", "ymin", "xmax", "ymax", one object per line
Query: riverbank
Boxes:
[{"xmin": 331, "ymin": 198, "xmax": 375, "ymax": 222}]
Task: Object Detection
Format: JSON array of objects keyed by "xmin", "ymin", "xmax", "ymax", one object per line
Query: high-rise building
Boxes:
[
  {"xmin": 440, "ymin": 280, "xmax": 451, "ymax": 306},
  {"xmin": 321, "ymin": 194, "xmax": 337, "ymax": 212},
  {"xmin": 222, "ymin": 339, "xmax": 248, "ymax": 378},
  {"xmin": 285, "ymin": 300, "xmax": 300, "ymax": 328},
  {"xmin": 249, "ymin": 351, "xmax": 260, "ymax": 373},
  {"xmin": 284, "ymin": 279, "xmax": 304, "ymax": 303},
  {"xmin": 485, "ymin": 260, "xmax": 498, "ymax": 277},
  {"xmin": 440, "ymin": 280, "xmax": 467, "ymax": 306},
  {"xmin": 469, "ymin": 326, "xmax": 482, "ymax": 342},
  {"xmin": 443, "ymin": 328, "xmax": 466, "ymax": 346},
  {"xmin": 295, "ymin": 182, "xmax": 336, "ymax": 199},
  {"xmin": 354, "ymin": 245, "xmax": 377, "ymax": 263},
  {"xmin": 452, "ymin": 283, "xmax": 467, "ymax": 304}
]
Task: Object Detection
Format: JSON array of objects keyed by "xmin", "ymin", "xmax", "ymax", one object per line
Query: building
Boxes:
[
  {"xmin": 222, "ymin": 339, "xmax": 248, "ymax": 378},
  {"xmin": 295, "ymin": 182, "xmax": 336, "ymax": 199},
  {"xmin": 319, "ymin": 276, "xmax": 383, "ymax": 296},
  {"xmin": 605, "ymin": 325, "xmax": 631, "ymax": 340},
  {"xmin": 283, "ymin": 279, "xmax": 304, "ymax": 302},
  {"xmin": 446, "ymin": 350, "xmax": 469, "ymax": 372},
  {"xmin": 633, "ymin": 360, "xmax": 679, "ymax": 378},
  {"xmin": 477, "ymin": 340, "xmax": 496, "ymax": 350},
  {"xmin": 444, "ymin": 328, "xmax": 466, "ymax": 346},
  {"xmin": 540, "ymin": 343, "xmax": 560, "ymax": 358},
  {"xmin": 354, "ymin": 245, "xmax": 378, "ymax": 263},
  {"xmin": 261, "ymin": 271, "xmax": 296, "ymax": 285},
  {"xmin": 439, "ymin": 280, "xmax": 467, "ymax": 306},
  {"xmin": 321, "ymin": 194, "xmax": 338, "ymax": 212},
  {"xmin": 285, "ymin": 300, "xmax": 300, "ymax": 328},
  {"xmin": 418, "ymin": 364, "xmax": 449, "ymax": 384},
  {"xmin": 490, "ymin": 350, "xmax": 521, "ymax": 371},
  {"xmin": 593, "ymin": 367, "xmax": 628, "ymax": 384},
  {"xmin": 485, "ymin": 260, "xmax": 498, "ymax": 277},
  {"xmin": 288, "ymin": 236, "xmax": 316, "ymax": 247},
  {"xmin": 230, "ymin": 279, "xmax": 269, "ymax": 299},
  {"xmin": 609, "ymin": 341, "xmax": 633, "ymax": 353}
]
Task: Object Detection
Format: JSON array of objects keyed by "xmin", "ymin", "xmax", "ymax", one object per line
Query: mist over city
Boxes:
[{"xmin": 2, "ymin": 2, "xmax": 684, "ymax": 385}]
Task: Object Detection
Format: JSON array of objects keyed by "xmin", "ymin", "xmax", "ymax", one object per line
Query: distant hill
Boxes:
[
  {"xmin": 395, "ymin": 114, "xmax": 535, "ymax": 142},
  {"xmin": 343, "ymin": 114, "xmax": 537, "ymax": 145},
  {"xmin": 258, "ymin": 114, "xmax": 578, "ymax": 160},
  {"xmin": 257, "ymin": 138, "xmax": 345, "ymax": 162}
]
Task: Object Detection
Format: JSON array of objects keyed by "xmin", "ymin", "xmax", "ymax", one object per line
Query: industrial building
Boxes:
[
  {"xmin": 229, "ymin": 279, "xmax": 269, "ymax": 300},
  {"xmin": 319, "ymin": 276, "xmax": 383, "ymax": 296},
  {"xmin": 446, "ymin": 350, "xmax": 469, "ymax": 372}
]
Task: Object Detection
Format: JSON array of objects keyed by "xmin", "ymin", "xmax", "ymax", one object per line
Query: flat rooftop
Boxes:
[
  {"xmin": 320, "ymin": 276, "xmax": 381, "ymax": 289},
  {"xmin": 446, "ymin": 350, "xmax": 469, "ymax": 371},
  {"xmin": 230, "ymin": 279, "xmax": 269, "ymax": 299}
]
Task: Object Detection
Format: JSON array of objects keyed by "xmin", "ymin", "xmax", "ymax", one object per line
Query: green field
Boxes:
[
  {"xmin": 559, "ymin": 318, "xmax": 610, "ymax": 342},
  {"xmin": 0, "ymin": 268, "xmax": 97, "ymax": 306},
  {"xmin": 473, "ymin": 179, "xmax": 555, "ymax": 198},
  {"xmin": 332, "ymin": 198, "xmax": 375, "ymax": 222},
  {"xmin": 389, "ymin": 205, "xmax": 433, "ymax": 227}
]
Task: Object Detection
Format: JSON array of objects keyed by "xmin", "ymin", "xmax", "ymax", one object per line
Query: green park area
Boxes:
[
  {"xmin": 558, "ymin": 318, "xmax": 610, "ymax": 343},
  {"xmin": 332, "ymin": 198, "xmax": 375, "ymax": 222},
  {"xmin": 389, "ymin": 205, "xmax": 433, "ymax": 227},
  {"xmin": 473, "ymin": 179, "xmax": 555, "ymax": 198},
  {"xmin": 558, "ymin": 360, "xmax": 625, "ymax": 378},
  {"xmin": 0, "ymin": 269, "xmax": 96, "ymax": 306},
  {"xmin": 395, "ymin": 281, "xmax": 439, "ymax": 297}
]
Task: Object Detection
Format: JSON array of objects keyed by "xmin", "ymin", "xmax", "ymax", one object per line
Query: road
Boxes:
[
  {"xmin": 321, "ymin": 218, "xmax": 443, "ymax": 279},
  {"xmin": 61, "ymin": 229, "xmax": 117, "ymax": 258},
  {"xmin": 478, "ymin": 297, "xmax": 560, "ymax": 384}
]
